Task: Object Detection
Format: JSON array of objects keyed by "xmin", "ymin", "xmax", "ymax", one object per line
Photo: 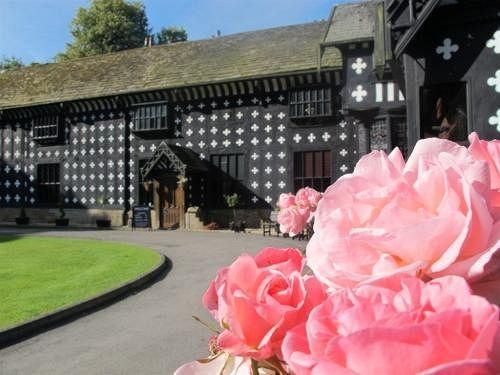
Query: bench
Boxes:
[
  {"xmin": 292, "ymin": 221, "xmax": 314, "ymax": 241},
  {"xmin": 262, "ymin": 211, "xmax": 280, "ymax": 236}
]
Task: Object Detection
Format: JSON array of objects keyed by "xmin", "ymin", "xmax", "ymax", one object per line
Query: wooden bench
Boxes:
[
  {"xmin": 262, "ymin": 211, "xmax": 280, "ymax": 236},
  {"xmin": 292, "ymin": 221, "xmax": 314, "ymax": 241}
]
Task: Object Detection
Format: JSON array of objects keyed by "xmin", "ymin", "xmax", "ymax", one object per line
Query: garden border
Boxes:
[{"xmin": 0, "ymin": 253, "xmax": 168, "ymax": 348}]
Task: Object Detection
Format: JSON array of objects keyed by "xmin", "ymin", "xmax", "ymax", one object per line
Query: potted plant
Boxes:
[
  {"xmin": 224, "ymin": 193, "xmax": 245, "ymax": 232},
  {"xmin": 15, "ymin": 205, "xmax": 30, "ymax": 225},
  {"xmin": 95, "ymin": 217, "xmax": 111, "ymax": 228},
  {"xmin": 55, "ymin": 199, "xmax": 69, "ymax": 226}
]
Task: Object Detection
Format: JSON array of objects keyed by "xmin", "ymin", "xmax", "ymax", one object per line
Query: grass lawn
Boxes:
[{"xmin": 0, "ymin": 235, "xmax": 161, "ymax": 329}]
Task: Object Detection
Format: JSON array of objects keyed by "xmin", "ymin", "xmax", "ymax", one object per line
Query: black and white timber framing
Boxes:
[
  {"xmin": 0, "ymin": 0, "xmax": 498, "ymax": 227},
  {"xmin": 383, "ymin": 0, "xmax": 500, "ymax": 148}
]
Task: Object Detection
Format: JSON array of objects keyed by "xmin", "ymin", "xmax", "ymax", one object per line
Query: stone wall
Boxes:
[
  {"xmin": 0, "ymin": 206, "xmax": 273, "ymax": 229},
  {"xmin": 0, "ymin": 208, "xmax": 125, "ymax": 227}
]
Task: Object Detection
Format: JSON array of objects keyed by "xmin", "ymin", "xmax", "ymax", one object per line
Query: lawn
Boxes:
[{"xmin": 0, "ymin": 235, "xmax": 162, "ymax": 329}]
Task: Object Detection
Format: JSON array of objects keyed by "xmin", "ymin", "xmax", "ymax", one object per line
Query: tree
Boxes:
[
  {"xmin": 0, "ymin": 56, "xmax": 23, "ymax": 70},
  {"xmin": 154, "ymin": 26, "xmax": 187, "ymax": 45},
  {"xmin": 56, "ymin": 0, "xmax": 149, "ymax": 61}
]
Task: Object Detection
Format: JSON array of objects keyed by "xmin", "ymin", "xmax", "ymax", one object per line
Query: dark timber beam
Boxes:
[{"xmin": 393, "ymin": 0, "xmax": 440, "ymax": 58}]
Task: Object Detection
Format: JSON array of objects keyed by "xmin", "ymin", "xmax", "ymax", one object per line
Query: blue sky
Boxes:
[{"xmin": 0, "ymin": 0, "xmax": 354, "ymax": 65}]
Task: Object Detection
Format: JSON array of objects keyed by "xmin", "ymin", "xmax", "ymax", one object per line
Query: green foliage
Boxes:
[
  {"xmin": 224, "ymin": 193, "xmax": 240, "ymax": 209},
  {"xmin": 56, "ymin": 0, "xmax": 149, "ymax": 61},
  {"xmin": 0, "ymin": 56, "xmax": 23, "ymax": 70},
  {"xmin": 224, "ymin": 193, "xmax": 240, "ymax": 222},
  {"xmin": 154, "ymin": 26, "xmax": 187, "ymax": 45},
  {"xmin": 0, "ymin": 236, "xmax": 160, "ymax": 328}
]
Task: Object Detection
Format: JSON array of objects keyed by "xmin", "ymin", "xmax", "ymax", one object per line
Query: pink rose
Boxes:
[
  {"xmin": 203, "ymin": 247, "xmax": 326, "ymax": 360},
  {"xmin": 174, "ymin": 352, "xmax": 250, "ymax": 375},
  {"xmin": 295, "ymin": 187, "xmax": 322, "ymax": 211},
  {"xmin": 174, "ymin": 352, "xmax": 275, "ymax": 375},
  {"xmin": 277, "ymin": 193, "xmax": 296, "ymax": 209},
  {"xmin": 277, "ymin": 206, "xmax": 310, "ymax": 237},
  {"xmin": 469, "ymin": 132, "xmax": 500, "ymax": 217},
  {"xmin": 282, "ymin": 275, "xmax": 500, "ymax": 375},
  {"xmin": 276, "ymin": 187, "xmax": 321, "ymax": 236},
  {"xmin": 308, "ymin": 137, "xmax": 500, "ymax": 289}
]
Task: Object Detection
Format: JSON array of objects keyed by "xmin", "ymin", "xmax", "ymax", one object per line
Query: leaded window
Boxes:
[
  {"xmin": 370, "ymin": 117, "xmax": 389, "ymax": 151},
  {"xmin": 132, "ymin": 103, "xmax": 168, "ymax": 131},
  {"xmin": 37, "ymin": 163, "xmax": 60, "ymax": 205},
  {"xmin": 210, "ymin": 154, "xmax": 245, "ymax": 182},
  {"xmin": 294, "ymin": 150, "xmax": 331, "ymax": 192},
  {"xmin": 290, "ymin": 87, "xmax": 332, "ymax": 118},
  {"xmin": 209, "ymin": 154, "xmax": 245, "ymax": 205},
  {"xmin": 33, "ymin": 115, "xmax": 59, "ymax": 140}
]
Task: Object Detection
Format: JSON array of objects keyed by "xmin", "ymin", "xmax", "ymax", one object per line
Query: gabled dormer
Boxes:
[{"xmin": 321, "ymin": 1, "xmax": 405, "ymax": 113}]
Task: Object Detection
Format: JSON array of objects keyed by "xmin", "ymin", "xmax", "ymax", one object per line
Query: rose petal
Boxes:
[{"xmin": 174, "ymin": 353, "xmax": 251, "ymax": 375}]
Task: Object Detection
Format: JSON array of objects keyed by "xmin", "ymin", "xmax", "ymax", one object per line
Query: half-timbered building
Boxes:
[
  {"xmin": 0, "ymin": 21, "xmax": 346, "ymax": 228},
  {"xmin": 382, "ymin": 0, "xmax": 500, "ymax": 148},
  {"xmin": 322, "ymin": 1, "xmax": 408, "ymax": 157},
  {"xmin": 0, "ymin": 1, "xmax": 496, "ymax": 229}
]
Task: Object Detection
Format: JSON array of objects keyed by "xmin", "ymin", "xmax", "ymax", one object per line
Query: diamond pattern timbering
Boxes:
[
  {"xmin": 0, "ymin": 112, "xmax": 128, "ymax": 208},
  {"xmin": 435, "ymin": 38, "xmax": 459, "ymax": 60},
  {"xmin": 0, "ymin": 125, "xmax": 34, "ymax": 206},
  {"xmin": 1, "ymin": 94, "xmax": 360, "ymax": 210},
  {"xmin": 129, "ymin": 93, "xmax": 357, "ymax": 206},
  {"xmin": 61, "ymin": 114, "xmax": 126, "ymax": 207}
]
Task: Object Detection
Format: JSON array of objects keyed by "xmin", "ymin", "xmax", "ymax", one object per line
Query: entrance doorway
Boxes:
[
  {"xmin": 157, "ymin": 174, "xmax": 185, "ymax": 229},
  {"xmin": 139, "ymin": 142, "xmax": 204, "ymax": 229}
]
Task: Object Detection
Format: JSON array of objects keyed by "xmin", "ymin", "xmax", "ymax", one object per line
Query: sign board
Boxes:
[{"xmin": 132, "ymin": 205, "xmax": 152, "ymax": 229}]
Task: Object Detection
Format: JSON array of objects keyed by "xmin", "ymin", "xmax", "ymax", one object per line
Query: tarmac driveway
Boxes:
[{"xmin": 0, "ymin": 228, "xmax": 303, "ymax": 374}]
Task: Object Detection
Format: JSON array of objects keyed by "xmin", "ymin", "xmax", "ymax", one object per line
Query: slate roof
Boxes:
[
  {"xmin": 0, "ymin": 21, "xmax": 341, "ymax": 110},
  {"xmin": 324, "ymin": 1, "xmax": 377, "ymax": 45}
]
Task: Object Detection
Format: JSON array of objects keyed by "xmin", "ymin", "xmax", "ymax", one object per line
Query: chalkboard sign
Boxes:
[{"xmin": 132, "ymin": 205, "xmax": 152, "ymax": 229}]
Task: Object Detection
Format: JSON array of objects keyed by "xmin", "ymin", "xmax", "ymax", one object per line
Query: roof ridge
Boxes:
[
  {"xmin": 1, "ymin": 20, "xmax": 328, "ymax": 74},
  {"xmin": 0, "ymin": 20, "xmax": 341, "ymax": 109}
]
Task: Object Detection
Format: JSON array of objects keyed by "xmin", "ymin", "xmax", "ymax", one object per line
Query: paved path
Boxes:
[{"xmin": 0, "ymin": 228, "xmax": 303, "ymax": 374}]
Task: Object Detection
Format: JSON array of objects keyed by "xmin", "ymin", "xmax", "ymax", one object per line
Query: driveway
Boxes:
[{"xmin": 0, "ymin": 228, "xmax": 303, "ymax": 374}]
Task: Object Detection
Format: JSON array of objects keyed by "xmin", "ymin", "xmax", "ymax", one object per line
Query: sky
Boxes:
[{"xmin": 0, "ymin": 0, "xmax": 355, "ymax": 65}]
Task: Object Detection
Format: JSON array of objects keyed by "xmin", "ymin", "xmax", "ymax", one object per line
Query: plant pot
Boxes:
[
  {"xmin": 15, "ymin": 217, "xmax": 30, "ymax": 225},
  {"xmin": 230, "ymin": 220, "xmax": 246, "ymax": 233},
  {"xmin": 96, "ymin": 219, "xmax": 111, "ymax": 228},
  {"xmin": 55, "ymin": 218, "xmax": 69, "ymax": 226}
]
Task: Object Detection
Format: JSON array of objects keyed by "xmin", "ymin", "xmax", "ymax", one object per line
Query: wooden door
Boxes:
[{"xmin": 158, "ymin": 174, "xmax": 185, "ymax": 229}]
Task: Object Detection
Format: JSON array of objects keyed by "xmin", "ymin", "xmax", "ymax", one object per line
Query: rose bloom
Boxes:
[
  {"xmin": 466, "ymin": 133, "xmax": 500, "ymax": 304},
  {"xmin": 277, "ymin": 206, "xmax": 311, "ymax": 237},
  {"xmin": 469, "ymin": 132, "xmax": 500, "ymax": 218},
  {"xmin": 174, "ymin": 352, "xmax": 275, "ymax": 375},
  {"xmin": 277, "ymin": 193, "xmax": 296, "ymax": 209},
  {"xmin": 282, "ymin": 275, "xmax": 500, "ymax": 375},
  {"xmin": 307, "ymin": 137, "xmax": 500, "ymax": 289},
  {"xmin": 203, "ymin": 247, "xmax": 326, "ymax": 360},
  {"xmin": 295, "ymin": 187, "xmax": 322, "ymax": 210}
]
